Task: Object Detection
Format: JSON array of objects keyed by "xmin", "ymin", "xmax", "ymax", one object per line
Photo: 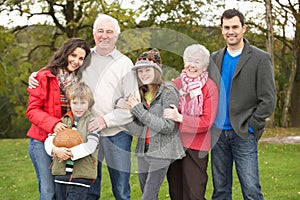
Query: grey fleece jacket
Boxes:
[{"xmin": 125, "ymin": 82, "xmax": 185, "ymax": 160}]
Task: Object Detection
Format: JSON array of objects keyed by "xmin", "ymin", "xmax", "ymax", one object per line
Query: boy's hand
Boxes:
[{"xmin": 52, "ymin": 146, "xmax": 72, "ymax": 162}]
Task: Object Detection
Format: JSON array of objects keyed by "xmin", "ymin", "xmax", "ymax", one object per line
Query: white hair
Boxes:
[
  {"xmin": 93, "ymin": 14, "xmax": 121, "ymax": 36},
  {"xmin": 183, "ymin": 44, "xmax": 210, "ymax": 67}
]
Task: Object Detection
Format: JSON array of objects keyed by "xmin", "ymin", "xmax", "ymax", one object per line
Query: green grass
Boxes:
[{"xmin": 0, "ymin": 128, "xmax": 299, "ymax": 199}]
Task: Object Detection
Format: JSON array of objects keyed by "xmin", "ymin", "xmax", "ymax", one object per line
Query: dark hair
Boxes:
[
  {"xmin": 221, "ymin": 8, "xmax": 245, "ymax": 27},
  {"xmin": 45, "ymin": 38, "xmax": 90, "ymax": 76}
]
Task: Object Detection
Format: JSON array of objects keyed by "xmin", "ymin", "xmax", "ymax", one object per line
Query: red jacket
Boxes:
[
  {"xmin": 26, "ymin": 69, "xmax": 62, "ymax": 142},
  {"xmin": 173, "ymin": 77, "xmax": 219, "ymax": 151}
]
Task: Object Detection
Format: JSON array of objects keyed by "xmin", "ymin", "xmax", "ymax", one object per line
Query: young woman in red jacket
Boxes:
[
  {"xmin": 26, "ymin": 38, "xmax": 90, "ymax": 200},
  {"xmin": 163, "ymin": 44, "xmax": 219, "ymax": 200}
]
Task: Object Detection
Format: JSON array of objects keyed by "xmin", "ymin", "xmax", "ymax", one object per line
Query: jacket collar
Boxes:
[
  {"xmin": 217, "ymin": 39, "xmax": 251, "ymax": 79},
  {"xmin": 233, "ymin": 39, "xmax": 251, "ymax": 78},
  {"xmin": 90, "ymin": 46, "xmax": 122, "ymax": 60}
]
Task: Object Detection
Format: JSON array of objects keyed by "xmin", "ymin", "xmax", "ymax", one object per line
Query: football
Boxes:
[{"xmin": 53, "ymin": 128, "xmax": 83, "ymax": 148}]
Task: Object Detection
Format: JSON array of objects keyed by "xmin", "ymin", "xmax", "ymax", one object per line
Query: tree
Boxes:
[
  {"xmin": 0, "ymin": 0, "xmax": 142, "ymax": 137},
  {"xmin": 265, "ymin": 0, "xmax": 275, "ymax": 127},
  {"xmin": 285, "ymin": 0, "xmax": 300, "ymax": 127},
  {"xmin": 0, "ymin": 0, "xmax": 298, "ymax": 136},
  {"xmin": 272, "ymin": 0, "xmax": 299, "ymax": 127},
  {"xmin": 0, "ymin": 26, "xmax": 31, "ymax": 137},
  {"xmin": 245, "ymin": 0, "xmax": 298, "ymax": 127}
]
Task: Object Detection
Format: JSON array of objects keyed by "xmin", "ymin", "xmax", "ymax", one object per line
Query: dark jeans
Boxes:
[
  {"xmin": 55, "ymin": 182, "xmax": 89, "ymax": 200},
  {"xmin": 211, "ymin": 129, "xmax": 264, "ymax": 200}
]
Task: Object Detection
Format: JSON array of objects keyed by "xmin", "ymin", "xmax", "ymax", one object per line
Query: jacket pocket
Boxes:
[{"xmin": 254, "ymin": 128, "xmax": 265, "ymax": 141}]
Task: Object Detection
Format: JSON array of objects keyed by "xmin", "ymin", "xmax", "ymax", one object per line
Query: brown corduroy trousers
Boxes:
[{"xmin": 167, "ymin": 148, "xmax": 209, "ymax": 200}]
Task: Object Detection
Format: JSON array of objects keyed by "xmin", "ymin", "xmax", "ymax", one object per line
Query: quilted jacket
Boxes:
[{"xmin": 26, "ymin": 69, "xmax": 62, "ymax": 142}]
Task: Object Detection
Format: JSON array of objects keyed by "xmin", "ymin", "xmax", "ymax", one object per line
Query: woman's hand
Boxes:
[
  {"xmin": 53, "ymin": 122, "xmax": 68, "ymax": 133},
  {"xmin": 163, "ymin": 104, "xmax": 183, "ymax": 122}
]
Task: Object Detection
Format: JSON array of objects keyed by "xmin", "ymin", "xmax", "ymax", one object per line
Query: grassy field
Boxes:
[{"xmin": 0, "ymin": 128, "xmax": 299, "ymax": 200}]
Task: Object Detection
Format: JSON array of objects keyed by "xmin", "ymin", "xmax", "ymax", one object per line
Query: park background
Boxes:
[{"xmin": 0, "ymin": 0, "xmax": 299, "ymax": 199}]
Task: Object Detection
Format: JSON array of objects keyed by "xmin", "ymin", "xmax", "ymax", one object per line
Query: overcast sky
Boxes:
[
  {"xmin": 0, "ymin": 1, "xmax": 258, "ymax": 26},
  {"xmin": 0, "ymin": 0, "xmax": 294, "ymax": 38}
]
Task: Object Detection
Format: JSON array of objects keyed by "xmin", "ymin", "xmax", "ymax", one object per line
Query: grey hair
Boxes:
[
  {"xmin": 183, "ymin": 44, "xmax": 210, "ymax": 68},
  {"xmin": 93, "ymin": 14, "xmax": 121, "ymax": 36}
]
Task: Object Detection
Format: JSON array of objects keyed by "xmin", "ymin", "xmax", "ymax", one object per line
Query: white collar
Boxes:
[{"xmin": 227, "ymin": 46, "xmax": 243, "ymax": 57}]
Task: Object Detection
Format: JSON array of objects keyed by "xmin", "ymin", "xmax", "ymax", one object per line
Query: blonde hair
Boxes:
[{"xmin": 67, "ymin": 82, "xmax": 95, "ymax": 109}]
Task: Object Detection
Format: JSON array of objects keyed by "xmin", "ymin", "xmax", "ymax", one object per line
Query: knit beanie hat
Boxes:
[{"xmin": 132, "ymin": 48, "xmax": 162, "ymax": 74}]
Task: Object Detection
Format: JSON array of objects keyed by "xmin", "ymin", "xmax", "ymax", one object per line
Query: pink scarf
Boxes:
[{"xmin": 179, "ymin": 69, "xmax": 208, "ymax": 116}]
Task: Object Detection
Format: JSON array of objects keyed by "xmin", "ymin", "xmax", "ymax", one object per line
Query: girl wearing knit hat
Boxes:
[
  {"xmin": 116, "ymin": 48, "xmax": 185, "ymax": 200},
  {"xmin": 163, "ymin": 44, "xmax": 219, "ymax": 200}
]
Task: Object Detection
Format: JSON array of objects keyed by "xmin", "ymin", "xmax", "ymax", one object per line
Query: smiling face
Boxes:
[
  {"xmin": 70, "ymin": 97, "xmax": 89, "ymax": 118},
  {"xmin": 221, "ymin": 16, "xmax": 246, "ymax": 50},
  {"xmin": 93, "ymin": 20, "xmax": 118, "ymax": 55},
  {"xmin": 137, "ymin": 66, "xmax": 156, "ymax": 85},
  {"xmin": 66, "ymin": 47, "xmax": 86, "ymax": 72},
  {"xmin": 184, "ymin": 52, "xmax": 207, "ymax": 78}
]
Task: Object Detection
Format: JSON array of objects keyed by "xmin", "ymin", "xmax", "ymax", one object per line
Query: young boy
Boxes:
[{"xmin": 44, "ymin": 82, "xmax": 99, "ymax": 200}]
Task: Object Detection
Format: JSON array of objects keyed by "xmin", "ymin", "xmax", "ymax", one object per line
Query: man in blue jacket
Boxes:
[{"xmin": 209, "ymin": 8, "xmax": 276, "ymax": 200}]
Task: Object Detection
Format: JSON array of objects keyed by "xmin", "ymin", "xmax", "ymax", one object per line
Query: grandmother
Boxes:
[{"xmin": 163, "ymin": 44, "xmax": 219, "ymax": 200}]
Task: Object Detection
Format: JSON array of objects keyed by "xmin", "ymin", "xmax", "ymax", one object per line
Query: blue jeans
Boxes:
[
  {"xmin": 87, "ymin": 131, "xmax": 132, "ymax": 200},
  {"xmin": 55, "ymin": 182, "xmax": 89, "ymax": 200},
  {"xmin": 28, "ymin": 139, "xmax": 55, "ymax": 200},
  {"xmin": 211, "ymin": 129, "xmax": 264, "ymax": 200}
]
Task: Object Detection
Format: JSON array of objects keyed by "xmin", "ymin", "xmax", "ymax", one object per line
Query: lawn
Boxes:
[{"xmin": 0, "ymin": 128, "xmax": 299, "ymax": 200}]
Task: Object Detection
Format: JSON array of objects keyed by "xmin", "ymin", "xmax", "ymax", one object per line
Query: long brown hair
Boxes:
[
  {"xmin": 45, "ymin": 38, "xmax": 90, "ymax": 76},
  {"xmin": 138, "ymin": 68, "xmax": 162, "ymax": 100}
]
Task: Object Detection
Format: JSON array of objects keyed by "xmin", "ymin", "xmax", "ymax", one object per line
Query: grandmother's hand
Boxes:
[{"xmin": 163, "ymin": 104, "xmax": 183, "ymax": 122}]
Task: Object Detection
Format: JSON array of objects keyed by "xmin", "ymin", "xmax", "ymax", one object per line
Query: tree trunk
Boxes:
[
  {"xmin": 282, "ymin": 53, "xmax": 297, "ymax": 127},
  {"xmin": 265, "ymin": 0, "xmax": 275, "ymax": 128},
  {"xmin": 290, "ymin": 3, "xmax": 300, "ymax": 127}
]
